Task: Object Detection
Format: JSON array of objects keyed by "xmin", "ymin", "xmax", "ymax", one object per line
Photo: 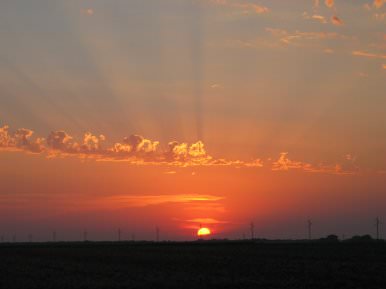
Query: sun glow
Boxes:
[{"xmin": 197, "ymin": 227, "xmax": 211, "ymax": 237}]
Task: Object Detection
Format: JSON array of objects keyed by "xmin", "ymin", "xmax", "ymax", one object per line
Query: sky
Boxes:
[{"xmin": 0, "ymin": 0, "xmax": 386, "ymax": 242}]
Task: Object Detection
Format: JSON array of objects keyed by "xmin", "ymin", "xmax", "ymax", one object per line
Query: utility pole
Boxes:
[
  {"xmin": 250, "ymin": 222, "xmax": 255, "ymax": 240},
  {"xmin": 375, "ymin": 217, "xmax": 382, "ymax": 240},
  {"xmin": 156, "ymin": 226, "xmax": 160, "ymax": 242},
  {"xmin": 307, "ymin": 219, "xmax": 312, "ymax": 240}
]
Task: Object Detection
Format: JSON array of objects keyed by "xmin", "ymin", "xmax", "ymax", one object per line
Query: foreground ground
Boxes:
[{"xmin": 1, "ymin": 241, "xmax": 386, "ymax": 288}]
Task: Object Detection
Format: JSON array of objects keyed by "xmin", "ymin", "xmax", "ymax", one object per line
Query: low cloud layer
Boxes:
[
  {"xmin": 209, "ymin": 0, "xmax": 269, "ymax": 15},
  {"xmin": 0, "ymin": 124, "xmax": 360, "ymax": 175}
]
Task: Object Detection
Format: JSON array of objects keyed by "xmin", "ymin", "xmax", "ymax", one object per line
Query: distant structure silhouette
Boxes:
[
  {"xmin": 250, "ymin": 222, "xmax": 255, "ymax": 240},
  {"xmin": 307, "ymin": 219, "xmax": 312, "ymax": 240},
  {"xmin": 118, "ymin": 228, "xmax": 121, "ymax": 242},
  {"xmin": 375, "ymin": 217, "xmax": 382, "ymax": 240},
  {"xmin": 156, "ymin": 226, "xmax": 160, "ymax": 242},
  {"xmin": 83, "ymin": 229, "xmax": 88, "ymax": 242}
]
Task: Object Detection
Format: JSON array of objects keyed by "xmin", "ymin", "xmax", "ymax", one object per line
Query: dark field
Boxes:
[{"xmin": 1, "ymin": 241, "xmax": 386, "ymax": 289}]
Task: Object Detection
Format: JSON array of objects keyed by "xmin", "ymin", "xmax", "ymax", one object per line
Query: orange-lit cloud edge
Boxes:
[{"xmin": 0, "ymin": 124, "xmax": 362, "ymax": 175}]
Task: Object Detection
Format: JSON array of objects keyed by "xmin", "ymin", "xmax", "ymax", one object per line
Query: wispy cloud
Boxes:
[
  {"xmin": 98, "ymin": 194, "xmax": 224, "ymax": 208},
  {"xmin": 210, "ymin": 83, "xmax": 222, "ymax": 89},
  {"xmin": 352, "ymin": 50, "xmax": 386, "ymax": 59},
  {"xmin": 331, "ymin": 15, "xmax": 343, "ymax": 25},
  {"xmin": 303, "ymin": 12, "xmax": 327, "ymax": 24},
  {"xmin": 209, "ymin": 0, "xmax": 269, "ymax": 15},
  {"xmin": 265, "ymin": 28, "xmax": 351, "ymax": 47},
  {"xmin": 186, "ymin": 218, "xmax": 229, "ymax": 224}
]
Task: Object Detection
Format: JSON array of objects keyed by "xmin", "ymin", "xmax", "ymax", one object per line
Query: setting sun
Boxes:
[{"xmin": 197, "ymin": 228, "xmax": 211, "ymax": 237}]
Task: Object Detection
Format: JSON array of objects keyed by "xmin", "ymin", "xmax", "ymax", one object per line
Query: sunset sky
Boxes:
[{"xmin": 1, "ymin": 0, "xmax": 386, "ymax": 242}]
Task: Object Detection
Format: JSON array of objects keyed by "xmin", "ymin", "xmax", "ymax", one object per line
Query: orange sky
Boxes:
[{"xmin": 0, "ymin": 0, "xmax": 386, "ymax": 241}]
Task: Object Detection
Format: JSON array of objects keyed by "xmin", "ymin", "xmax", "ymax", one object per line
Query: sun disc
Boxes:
[{"xmin": 197, "ymin": 227, "xmax": 211, "ymax": 236}]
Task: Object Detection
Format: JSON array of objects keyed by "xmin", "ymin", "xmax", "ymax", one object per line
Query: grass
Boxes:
[{"xmin": 1, "ymin": 241, "xmax": 386, "ymax": 288}]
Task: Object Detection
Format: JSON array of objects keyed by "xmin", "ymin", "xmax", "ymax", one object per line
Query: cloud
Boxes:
[
  {"xmin": 324, "ymin": 48, "xmax": 334, "ymax": 53},
  {"xmin": 86, "ymin": 8, "xmax": 94, "ymax": 15},
  {"xmin": 164, "ymin": 171, "xmax": 177, "ymax": 175},
  {"xmin": 46, "ymin": 131, "xmax": 106, "ymax": 157},
  {"xmin": 383, "ymin": 64, "xmax": 386, "ymax": 69},
  {"xmin": 230, "ymin": 28, "xmax": 352, "ymax": 51},
  {"xmin": 363, "ymin": 2, "xmax": 385, "ymax": 20},
  {"xmin": 312, "ymin": 14, "xmax": 328, "ymax": 23},
  {"xmin": 374, "ymin": 13, "xmax": 386, "ymax": 21},
  {"xmin": 352, "ymin": 51, "xmax": 386, "ymax": 59},
  {"xmin": 303, "ymin": 12, "xmax": 328, "ymax": 24},
  {"xmin": 110, "ymin": 135, "xmax": 159, "ymax": 161},
  {"xmin": 374, "ymin": 0, "xmax": 384, "ymax": 9},
  {"xmin": 186, "ymin": 218, "xmax": 229, "ymax": 224},
  {"xmin": 265, "ymin": 28, "xmax": 350, "ymax": 47},
  {"xmin": 357, "ymin": 72, "xmax": 369, "ymax": 78},
  {"xmin": 271, "ymin": 152, "xmax": 359, "ymax": 175},
  {"xmin": 0, "ymin": 124, "xmax": 362, "ymax": 175},
  {"xmin": 98, "ymin": 194, "xmax": 224, "ymax": 208},
  {"xmin": 325, "ymin": 0, "xmax": 334, "ymax": 8},
  {"xmin": 244, "ymin": 159, "xmax": 264, "ymax": 168},
  {"xmin": 331, "ymin": 15, "xmax": 343, "ymax": 25},
  {"xmin": 209, "ymin": 0, "xmax": 269, "ymax": 15},
  {"xmin": 272, "ymin": 152, "xmax": 304, "ymax": 171},
  {"xmin": 364, "ymin": 3, "xmax": 372, "ymax": 10},
  {"xmin": 0, "ymin": 125, "xmax": 44, "ymax": 153},
  {"xmin": 210, "ymin": 83, "xmax": 222, "ymax": 89}
]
